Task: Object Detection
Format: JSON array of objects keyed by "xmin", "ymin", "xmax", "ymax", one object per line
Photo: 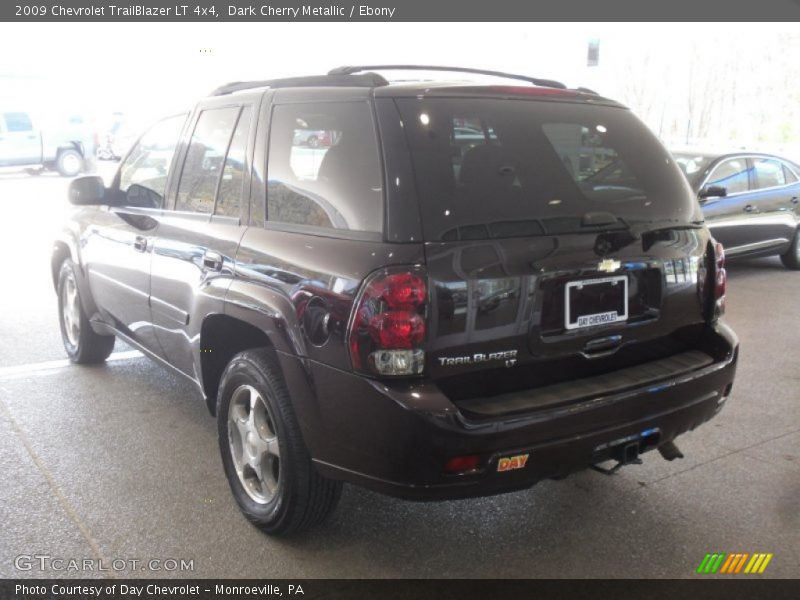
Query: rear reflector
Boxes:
[{"xmin": 443, "ymin": 455, "xmax": 481, "ymax": 475}]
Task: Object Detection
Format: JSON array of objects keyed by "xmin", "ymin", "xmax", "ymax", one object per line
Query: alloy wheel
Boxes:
[
  {"xmin": 227, "ymin": 384, "xmax": 281, "ymax": 504},
  {"xmin": 61, "ymin": 273, "xmax": 81, "ymax": 347}
]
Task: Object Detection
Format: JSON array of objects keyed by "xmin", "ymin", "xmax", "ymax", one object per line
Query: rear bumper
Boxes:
[{"xmin": 288, "ymin": 322, "xmax": 738, "ymax": 501}]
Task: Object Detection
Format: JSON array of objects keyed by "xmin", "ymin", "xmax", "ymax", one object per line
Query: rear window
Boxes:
[{"xmin": 396, "ymin": 98, "xmax": 700, "ymax": 241}]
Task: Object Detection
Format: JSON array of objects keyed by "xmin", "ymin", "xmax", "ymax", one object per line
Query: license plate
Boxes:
[{"xmin": 564, "ymin": 275, "xmax": 628, "ymax": 330}]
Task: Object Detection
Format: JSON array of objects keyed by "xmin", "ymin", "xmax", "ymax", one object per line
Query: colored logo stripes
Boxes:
[{"xmin": 697, "ymin": 553, "xmax": 773, "ymax": 574}]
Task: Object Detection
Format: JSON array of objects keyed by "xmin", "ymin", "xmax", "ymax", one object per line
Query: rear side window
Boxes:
[
  {"xmin": 396, "ymin": 98, "xmax": 700, "ymax": 241},
  {"xmin": 176, "ymin": 107, "xmax": 241, "ymax": 214},
  {"xmin": 752, "ymin": 157, "xmax": 787, "ymax": 190},
  {"xmin": 266, "ymin": 101, "xmax": 383, "ymax": 234},
  {"xmin": 707, "ymin": 159, "xmax": 750, "ymax": 194},
  {"xmin": 3, "ymin": 112, "xmax": 33, "ymax": 132}
]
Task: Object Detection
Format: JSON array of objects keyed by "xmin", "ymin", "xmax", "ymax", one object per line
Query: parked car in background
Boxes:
[
  {"xmin": 292, "ymin": 128, "xmax": 333, "ymax": 148},
  {"xmin": 673, "ymin": 151, "xmax": 800, "ymax": 269},
  {"xmin": 0, "ymin": 110, "xmax": 94, "ymax": 176}
]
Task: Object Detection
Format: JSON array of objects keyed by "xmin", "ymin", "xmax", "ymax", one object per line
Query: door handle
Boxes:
[
  {"xmin": 743, "ymin": 204, "xmax": 756, "ymax": 213},
  {"xmin": 203, "ymin": 250, "xmax": 223, "ymax": 272},
  {"xmin": 791, "ymin": 196, "xmax": 799, "ymax": 205},
  {"xmin": 133, "ymin": 236, "xmax": 148, "ymax": 252}
]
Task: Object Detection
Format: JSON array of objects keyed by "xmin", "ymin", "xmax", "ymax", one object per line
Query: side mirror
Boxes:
[
  {"xmin": 699, "ymin": 185, "xmax": 727, "ymax": 200},
  {"xmin": 68, "ymin": 176, "xmax": 106, "ymax": 205},
  {"xmin": 125, "ymin": 183, "xmax": 163, "ymax": 208}
]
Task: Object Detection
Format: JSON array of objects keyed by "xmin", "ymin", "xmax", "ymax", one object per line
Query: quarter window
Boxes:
[
  {"xmin": 706, "ymin": 159, "xmax": 750, "ymax": 194},
  {"xmin": 119, "ymin": 114, "xmax": 187, "ymax": 208},
  {"xmin": 752, "ymin": 157, "xmax": 787, "ymax": 189},
  {"xmin": 176, "ymin": 107, "xmax": 241, "ymax": 214},
  {"xmin": 266, "ymin": 102, "xmax": 383, "ymax": 233}
]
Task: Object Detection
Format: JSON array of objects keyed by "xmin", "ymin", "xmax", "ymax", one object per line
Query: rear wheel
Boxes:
[
  {"xmin": 217, "ymin": 348, "xmax": 342, "ymax": 535},
  {"xmin": 780, "ymin": 229, "xmax": 800, "ymax": 270},
  {"xmin": 56, "ymin": 148, "xmax": 83, "ymax": 177},
  {"xmin": 57, "ymin": 260, "xmax": 115, "ymax": 363}
]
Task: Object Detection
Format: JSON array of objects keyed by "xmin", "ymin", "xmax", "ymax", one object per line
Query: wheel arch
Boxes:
[
  {"xmin": 199, "ymin": 314, "xmax": 284, "ymax": 416},
  {"xmin": 51, "ymin": 240, "xmax": 72, "ymax": 289},
  {"xmin": 56, "ymin": 141, "xmax": 86, "ymax": 157}
]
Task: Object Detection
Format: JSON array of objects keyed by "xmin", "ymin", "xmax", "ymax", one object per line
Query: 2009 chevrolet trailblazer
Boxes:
[{"xmin": 53, "ymin": 66, "xmax": 739, "ymax": 534}]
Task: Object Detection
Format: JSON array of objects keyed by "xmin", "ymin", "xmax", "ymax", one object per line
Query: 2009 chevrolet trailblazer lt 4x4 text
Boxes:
[{"xmin": 53, "ymin": 66, "xmax": 739, "ymax": 534}]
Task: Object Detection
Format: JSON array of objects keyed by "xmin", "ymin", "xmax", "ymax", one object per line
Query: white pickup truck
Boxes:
[{"xmin": 0, "ymin": 111, "xmax": 94, "ymax": 176}]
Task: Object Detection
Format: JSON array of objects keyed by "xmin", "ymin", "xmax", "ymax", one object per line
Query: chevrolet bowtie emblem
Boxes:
[{"xmin": 598, "ymin": 259, "xmax": 622, "ymax": 273}]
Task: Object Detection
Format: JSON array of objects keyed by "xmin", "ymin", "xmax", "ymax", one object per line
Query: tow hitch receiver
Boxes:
[
  {"xmin": 591, "ymin": 442, "xmax": 643, "ymax": 475},
  {"xmin": 590, "ymin": 428, "xmax": 661, "ymax": 476}
]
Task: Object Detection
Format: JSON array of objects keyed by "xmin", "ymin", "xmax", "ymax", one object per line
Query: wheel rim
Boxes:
[
  {"xmin": 61, "ymin": 273, "xmax": 80, "ymax": 347},
  {"xmin": 62, "ymin": 153, "xmax": 81, "ymax": 175},
  {"xmin": 227, "ymin": 384, "xmax": 281, "ymax": 504}
]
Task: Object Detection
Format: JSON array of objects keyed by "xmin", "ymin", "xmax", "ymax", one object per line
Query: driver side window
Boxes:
[{"xmin": 118, "ymin": 114, "xmax": 187, "ymax": 208}]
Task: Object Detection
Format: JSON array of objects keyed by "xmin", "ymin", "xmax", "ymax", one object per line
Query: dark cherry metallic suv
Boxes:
[{"xmin": 53, "ymin": 66, "xmax": 739, "ymax": 534}]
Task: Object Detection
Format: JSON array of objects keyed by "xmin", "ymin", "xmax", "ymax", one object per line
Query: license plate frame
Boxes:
[{"xmin": 564, "ymin": 275, "xmax": 628, "ymax": 331}]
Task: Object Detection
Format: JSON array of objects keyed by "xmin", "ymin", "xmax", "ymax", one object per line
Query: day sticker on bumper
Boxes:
[{"xmin": 497, "ymin": 454, "xmax": 529, "ymax": 472}]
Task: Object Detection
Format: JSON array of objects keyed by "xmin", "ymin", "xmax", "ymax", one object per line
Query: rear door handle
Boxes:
[
  {"xmin": 791, "ymin": 196, "xmax": 799, "ymax": 205},
  {"xmin": 203, "ymin": 250, "xmax": 223, "ymax": 272},
  {"xmin": 744, "ymin": 204, "xmax": 757, "ymax": 213},
  {"xmin": 133, "ymin": 236, "xmax": 148, "ymax": 252}
]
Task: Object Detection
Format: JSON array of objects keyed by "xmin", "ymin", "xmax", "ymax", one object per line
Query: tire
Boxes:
[
  {"xmin": 217, "ymin": 348, "xmax": 342, "ymax": 535},
  {"xmin": 307, "ymin": 135, "xmax": 319, "ymax": 148},
  {"xmin": 55, "ymin": 148, "xmax": 84, "ymax": 177},
  {"xmin": 780, "ymin": 228, "xmax": 800, "ymax": 270},
  {"xmin": 57, "ymin": 260, "xmax": 116, "ymax": 364}
]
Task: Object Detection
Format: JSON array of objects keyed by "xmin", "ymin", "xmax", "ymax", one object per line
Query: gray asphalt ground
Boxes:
[{"xmin": 0, "ymin": 168, "xmax": 797, "ymax": 579}]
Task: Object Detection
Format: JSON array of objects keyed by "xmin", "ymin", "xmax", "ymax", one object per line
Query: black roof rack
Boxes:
[
  {"xmin": 211, "ymin": 72, "xmax": 389, "ymax": 96},
  {"xmin": 328, "ymin": 65, "xmax": 568, "ymax": 90}
]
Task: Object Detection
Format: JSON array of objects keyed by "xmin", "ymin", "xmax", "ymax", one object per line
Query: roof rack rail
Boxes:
[
  {"xmin": 211, "ymin": 72, "xmax": 389, "ymax": 96},
  {"xmin": 328, "ymin": 65, "xmax": 567, "ymax": 90}
]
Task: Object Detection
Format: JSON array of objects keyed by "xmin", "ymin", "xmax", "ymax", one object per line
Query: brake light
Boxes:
[
  {"xmin": 348, "ymin": 268, "xmax": 427, "ymax": 376},
  {"xmin": 713, "ymin": 240, "xmax": 726, "ymax": 318}
]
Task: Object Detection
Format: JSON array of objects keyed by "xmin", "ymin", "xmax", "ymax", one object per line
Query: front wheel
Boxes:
[
  {"xmin": 217, "ymin": 349, "xmax": 342, "ymax": 535},
  {"xmin": 57, "ymin": 260, "xmax": 116, "ymax": 363},
  {"xmin": 780, "ymin": 228, "xmax": 800, "ymax": 270}
]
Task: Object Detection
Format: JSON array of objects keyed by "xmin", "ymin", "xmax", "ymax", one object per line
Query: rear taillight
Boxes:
[
  {"xmin": 712, "ymin": 240, "xmax": 726, "ymax": 318},
  {"xmin": 348, "ymin": 268, "xmax": 427, "ymax": 376}
]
